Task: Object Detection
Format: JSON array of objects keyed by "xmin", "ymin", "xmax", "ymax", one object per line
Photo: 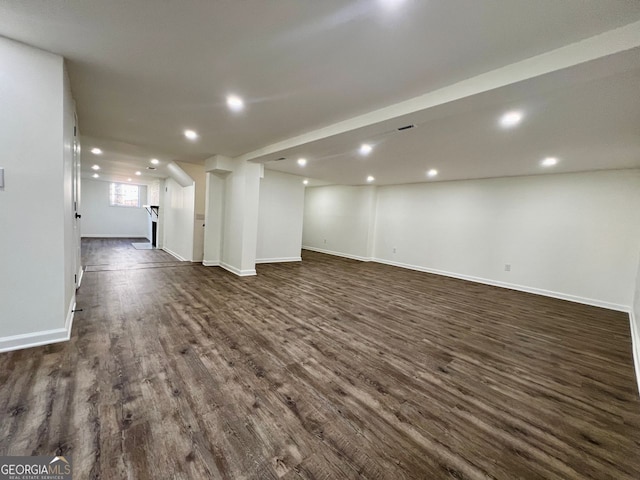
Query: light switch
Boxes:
[{"xmin": 0, "ymin": 168, "xmax": 4, "ymax": 189}]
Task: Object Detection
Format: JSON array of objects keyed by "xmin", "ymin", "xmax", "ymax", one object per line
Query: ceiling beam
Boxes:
[{"xmin": 237, "ymin": 20, "xmax": 640, "ymax": 163}]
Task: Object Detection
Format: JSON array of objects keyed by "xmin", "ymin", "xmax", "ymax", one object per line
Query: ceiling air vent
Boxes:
[
  {"xmin": 146, "ymin": 166, "xmax": 157, "ymax": 170},
  {"xmin": 397, "ymin": 124, "xmax": 415, "ymax": 131}
]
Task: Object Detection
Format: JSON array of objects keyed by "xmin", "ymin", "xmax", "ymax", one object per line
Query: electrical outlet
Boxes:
[
  {"xmin": 504, "ymin": 264, "xmax": 511, "ymax": 272},
  {"xmin": 323, "ymin": 239, "xmax": 327, "ymax": 244},
  {"xmin": 393, "ymin": 247, "xmax": 396, "ymax": 253}
]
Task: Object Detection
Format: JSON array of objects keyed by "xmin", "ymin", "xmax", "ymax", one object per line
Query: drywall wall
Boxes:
[
  {"xmin": 81, "ymin": 179, "xmax": 149, "ymax": 238},
  {"xmin": 62, "ymin": 65, "xmax": 77, "ymax": 327},
  {"xmin": 374, "ymin": 170, "xmax": 640, "ymax": 310},
  {"xmin": 632, "ymin": 246, "xmax": 640, "ymax": 393},
  {"xmin": 303, "ymin": 185, "xmax": 377, "ymax": 261},
  {"xmin": 178, "ymin": 162, "xmax": 206, "ymax": 262},
  {"xmin": 0, "ymin": 37, "xmax": 74, "ymax": 347},
  {"xmin": 303, "ymin": 170, "xmax": 640, "ymax": 310},
  {"xmin": 203, "ymin": 156, "xmax": 263, "ymax": 275},
  {"xmin": 204, "ymin": 172, "xmax": 226, "ymax": 266},
  {"xmin": 162, "ymin": 176, "xmax": 195, "ymax": 261},
  {"xmin": 257, "ymin": 170, "xmax": 305, "ymax": 263},
  {"xmin": 635, "ymin": 250, "xmax": 640, "ymax": 320},
  {"xmin": 219, "ymin": 161, "xmax": 262, "ymax": 275}
]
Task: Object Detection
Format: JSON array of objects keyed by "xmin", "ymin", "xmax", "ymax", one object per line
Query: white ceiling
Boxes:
[
  {"xmin": 258, "ymin": 49, "xmax": 640, "ymax": 185},
  {"xmin": 1, "ymin": 1, "xmax": 639, "ymax": 185},
  {"xmin": 79, "ymin": 136, "xmax": 167, "ymax": 185}
]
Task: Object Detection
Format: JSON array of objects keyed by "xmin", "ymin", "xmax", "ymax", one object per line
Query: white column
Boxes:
[{"xmin": 204, "ymin": 155, "xmax": 262, "ymax": 276}]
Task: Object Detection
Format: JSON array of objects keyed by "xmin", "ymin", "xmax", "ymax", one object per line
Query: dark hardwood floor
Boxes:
[{"xmin": 1, "ymin": 238, "xmax": 639, "ymax": 479}]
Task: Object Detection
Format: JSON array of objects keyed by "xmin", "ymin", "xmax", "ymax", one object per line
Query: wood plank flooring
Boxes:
[{"xmin": 0, "ymin": 238, "xmax": 639, "ymax": 479}]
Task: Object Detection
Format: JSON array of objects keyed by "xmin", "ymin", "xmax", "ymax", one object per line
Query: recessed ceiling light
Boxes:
[
  {"xmin": 150, "ymin": 158, "xmax": 160, "ymax": 165},
  {"xmin": 367, "ymin": 175, "xmax": 375, "ymax": 183},
  {"xmin": 128, "ymin": 178, "xmax": 132, "ymax": 182},
  {"xmin": 135, "ymin": 171, "xmax": 141, "ymax": 176},
  {"xmin": 297, "ymin": 158, "xmax": 307, "ymax": 167},
  {"xmin": 184, "ymin": 130, "xmax": 198, "ymax": 140},
  {"xmin": 427, "ymin": 169, "xmax": 438, "ymax": 177},
  {"xmin": 499, "ymin": 110, "xmax": 523, "ymax": 128},
  {"xmin": 379, "ymin": 0, "xmax": 406, "ymax": 9},
  {"xmin": 91, "ymin": 148, "xmax": 102, "ymax": 155},
  {"xmin": 359, "ymin": 144, "xmax": 373, "ymax": 156},
  {"xmin": 541, "ymin": 157, "xmax": 558, "ymax": 167},
  {"xmin": 92, "ymin": 173, "xmax": 99, "ymax": 178},
  {"xmin": 226, "ymin": 94, "xmax": 244, "ymax": 112},
  {"xmin": 91, "ymin": 165, "xmax": 100, "ymax": 171},
  {"xmin": 303, "ymin": 179, "xmax": 309, "ymax": 185}
]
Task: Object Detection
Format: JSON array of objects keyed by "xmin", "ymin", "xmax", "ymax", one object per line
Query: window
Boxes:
[{"xmin": 109, "ymin": 183, "xmax": 141, "ymax": 207}]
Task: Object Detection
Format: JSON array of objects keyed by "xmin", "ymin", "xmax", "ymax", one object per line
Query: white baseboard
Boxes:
[
  {"xmin": 76, "ymin": 267, "xmax": 84, "ymax": 289},
  {"xmin": 203, "ymin": 260, "xmax": 256, "ymax": 276},
  {"xmin": 221, "ymin": 262, "xmax": 256, "ymax": 277},
  {"xmin": 372, "ymin": 257, "xmax": 629, "ymax": 312},
  {"xmin": 629, "ymin": 310, "xmax": 640, "ymax": 396},
  {"xmin": 0, "ymin": 299, "xmax": 76, "ymax": 353},
  {"xmin": 302, "ymin": 246, "xmax": 371, "ymax": 262},
  {"xmin": 162, "ymin": 247, "xmax": 188, "ymax": 262},
  {"xmin": 303, "ymin": 247, "xmax": 628, "ymax": 311},
  {"xmin": 256, "ymin": 257, "xmax": 302, "ymax": 264},
  {"xmin": 82, "ymin": 234, "xmax": 149, "ymax": 239}
]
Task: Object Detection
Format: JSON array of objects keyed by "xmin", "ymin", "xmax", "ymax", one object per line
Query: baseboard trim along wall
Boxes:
[
  {"xmin": 302, "ymin": 246, "xmax": 371, "ymax": 263},
  {"xmin": 76, "ymin": 267, "xmax": 84, "ymax": 290},
  {"xmin": 81, "ymin": 234, "xmax": 150, "ymax": 239},
  {"xmin": 0, "ymin": 300, "xmax": 76, "ymax": 353},
  {"xmin": 629, "ymin": 311, "xmax": 640, "ymax": 396},
  {"xmin": 77, "ymin": 267, "xmax": 84, "ymax": 289},
  {"xmin": 301, "ymin": 248, "xmax": 628, "ymax": 312},
  {"xmin": 373, "ymin": 257, "xmax": 629, "ymax": 312},
  {"xmin": 162, "ymin": 247, "xmax": 188, "ymax": 262},
  {"xmin": 221, "ymin": 262, "xmax": 257, "ymax": 277},
  {"xmin": 255, "ymin": 257, "xmax": 302, "ymax": 264},
  {"xmin": 203, "ymin": 260, "xmax": 257, "ymax": 276}
]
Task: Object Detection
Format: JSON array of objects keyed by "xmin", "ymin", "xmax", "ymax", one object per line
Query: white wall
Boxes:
[
  {"xmin": 62, "ymin": 65, "xmax": 77, "ymax": 324},
  {"xmin": 632, "ymin": 245, "xmax": 640, "ymax": 393},
  {"xmin": 81, "ymin": 179, "xmax": 149, "ymax": 238},
  {"xmin": 375, "ymin": 170, "xmax": 640, "ymax": 310},
  {"xmin": 0, "ymin": 37, "xmax": 75, "ymax": 347},
  {"xmin": 303, "ymin": 169, "xmax": 640, "ymax": 311},
  {"xmin": 257, "ymin": 170, "xmax": 305, "ymax": 263},
  {"xmin": 219, "ymin": 161, "xmax": 262, "ymax": 275},
  {"xmin": 204, "ymin": 172, "xmax": 226, "ymax": 265},
  {"xmin": 303, "ymin": 185, "xmax": 377, "ymax": 261},
  {"xmin": 635, "ymin": 252, "xmax": 640, "ymax": 321},
  {"xmin": 163, "ymin": 176, "xmax": 196, "ymax": 261}
]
